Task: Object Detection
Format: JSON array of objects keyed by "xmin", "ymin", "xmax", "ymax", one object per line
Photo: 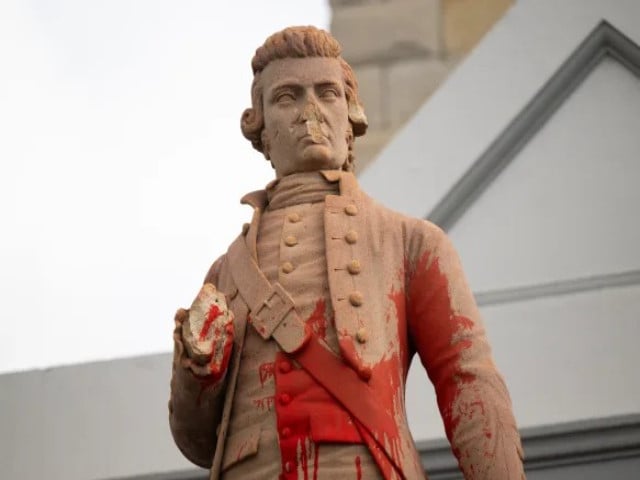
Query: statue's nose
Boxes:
[{"xmin": 300, "ymin": 100, "xmax": 324, "ymax": 123}]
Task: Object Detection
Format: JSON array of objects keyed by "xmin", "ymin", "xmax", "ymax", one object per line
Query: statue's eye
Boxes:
[
  {"xmin": 275, "ymin": 92, "xmax": 295, "ymax": 103},
  {"xmin": 320, "ymin": 88, "xmax": 339, "ymax": 100}
]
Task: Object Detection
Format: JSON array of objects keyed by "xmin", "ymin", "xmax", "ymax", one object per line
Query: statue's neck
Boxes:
[{"xmin": 266, "ymin": 171, "xmax": 340, "ymax": 210}]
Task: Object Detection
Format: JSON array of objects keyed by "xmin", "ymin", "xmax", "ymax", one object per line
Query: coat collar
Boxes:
[{"xmin": 239, "ymin": 170, "xmax": 359, "ymax": 212}]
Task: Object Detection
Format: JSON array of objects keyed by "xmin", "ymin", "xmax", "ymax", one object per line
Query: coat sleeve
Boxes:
[
  {"xmin": 406, "ymin": 221, "xmax": 525, "ymax": 479},
  {"xmin": 168, "ymin": 255, "xmax": 229, "ymax": 468}
]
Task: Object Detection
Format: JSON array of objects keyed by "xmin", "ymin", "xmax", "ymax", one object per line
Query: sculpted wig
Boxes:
[{"xmin": 241, "ymin": 26, "xmax": 368, "ymax": 172}]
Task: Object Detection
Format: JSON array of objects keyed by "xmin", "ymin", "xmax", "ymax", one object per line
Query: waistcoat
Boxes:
[{"xmin": 222, "ymin": 173, "xmax": 382, "ymax": 479}]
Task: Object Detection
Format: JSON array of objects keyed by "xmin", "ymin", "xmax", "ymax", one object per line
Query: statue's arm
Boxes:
[
  {"xmin": 168, "ymin": 256, "xmax": 233, "ymax": 468},
  {"xmin": 406, "ymin": 222, "xmax": 525, "ymax": 479}
]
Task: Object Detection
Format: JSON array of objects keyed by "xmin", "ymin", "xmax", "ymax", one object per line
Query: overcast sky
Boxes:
[{"xmin": 0, "ymin": 1, "xmax": 329, "ymax": 374}]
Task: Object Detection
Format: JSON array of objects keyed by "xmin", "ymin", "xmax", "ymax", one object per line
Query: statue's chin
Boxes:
[{"xmin": 299, "ymin": 144, "xmax": 341, "ymax": 171}]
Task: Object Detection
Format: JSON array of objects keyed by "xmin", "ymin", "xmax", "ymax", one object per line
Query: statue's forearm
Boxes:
[{"xmin": 168, "ymin": 286, "xmax": 234, "ymax": 468}]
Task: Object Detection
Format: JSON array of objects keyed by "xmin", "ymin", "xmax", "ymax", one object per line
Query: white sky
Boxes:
[{"xmin": 0, "ymin": 1, "xmax": 330, "ymax": 374}]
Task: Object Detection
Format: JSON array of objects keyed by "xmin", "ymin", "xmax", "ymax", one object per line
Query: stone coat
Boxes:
[{"xmin": 169, "ymin": 170, "xmax": 525, "ymax": 479}]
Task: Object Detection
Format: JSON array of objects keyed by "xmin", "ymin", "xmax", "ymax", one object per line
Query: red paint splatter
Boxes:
[
  {"xmin": 388, "ymin": 286, "xmax": 410, "ymax": 376},
  {"xmin": 259, "ymin": 362, "xmax": 275, "ymax": 387},
  {"xmin": 252, "ymin": 395, "xmax": 275, "ymax": 411},
  {"xmin": 193, "ymin": 321, "xmax": 234, "ymax": 405},
  {"xmin": 199, "ymin": 303, "xmax": 221, "ymax": 341},
  {"xmin": 338, "ymin": 335, "xmax": 371, "ymax": 381},
  {"xmin": 355, "ymin": 455, "xmax": 362, "ymax": 480},
  {"xmin": 306, "ymin": 298, "xmax": 327, "ymax": 340},
  {"xmin": 406, "ymin": 249, "xmax": 478, "ymax": 438},
  {"xmin": 273, "ymin": 350, "xmax": 364, "ymax": 479}
]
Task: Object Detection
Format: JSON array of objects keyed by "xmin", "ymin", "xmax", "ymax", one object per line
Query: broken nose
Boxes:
[
  {"xmin": 302, "ymin": 102, "xmax": 323, "ymax": 122},
  {"xmin": 305, "ymin": 119, "xmax": 324, "ymax": 143}
]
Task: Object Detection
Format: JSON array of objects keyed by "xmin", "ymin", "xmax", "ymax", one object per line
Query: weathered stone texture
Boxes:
[
  {"xmin": 388, "ymin": 58, "xmax": 450, "ymax": 126},
  {"xmin": 354, "ymin": 64, "xmax": 386, "ymax": 130},
  {"xmin": 442, "ymin": 0, "xmax": 512, "ymax": 54},
  {"xmin": 331, "ymin": 0, "xmax": 440, "ymax": 65}
]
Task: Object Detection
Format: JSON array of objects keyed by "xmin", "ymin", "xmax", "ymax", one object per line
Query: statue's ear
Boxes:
[{"xmin": 348, "ymin": 101, "xmax": 368, "ymax": 137}]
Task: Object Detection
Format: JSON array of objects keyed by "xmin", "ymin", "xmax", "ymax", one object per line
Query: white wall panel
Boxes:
[
  {"xmin": 360, "ymin": 0, "xmax": 640, "ymax": 220},
  {"xmin": 406, "ymin": 284, "xmax": 640, "ymax": 441},
  {"xmin": 449, "ymin": 56, "xmax": 640, "ymax": 292}
]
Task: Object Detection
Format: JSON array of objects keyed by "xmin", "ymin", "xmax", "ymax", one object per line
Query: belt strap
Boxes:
[{"xmin": 227, "ymin": 234, "xmax": 405, "ymax": 479}]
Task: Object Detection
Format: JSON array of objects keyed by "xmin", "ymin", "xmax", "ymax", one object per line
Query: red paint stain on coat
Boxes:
[
  {"xmin": 306, "ymin": 298, "xmax": 328, "ymax": 340},
  {"xmin": 301, "ymin": 438, "xmax": 309, "ymax": 480},
  {"xmin": 252, "ymin": 395, "xmax": 275, "ymax": 411},
  {"xmin": 406, "ymin": 249, "xmax": 478, "ymax": 438},
  {"xmin": 313, "ymin": 443, "xmax": 319, "ymax": 480},
  {"xmin": 259, "ymin": 362, "xmax": 275, "ymax": 387},
  {"xmin": 199, "ymin": 304, "xmax": 221, "ymax": 340}
]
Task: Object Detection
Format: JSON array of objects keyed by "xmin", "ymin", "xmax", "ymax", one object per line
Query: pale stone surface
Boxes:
[
  {"xmin": 331, "ymin": 0, "xmax": 440, "ymax": 64},
  {"xmin": 442, "ymin": 0, "xmax": 512, "ymax": 54},
  {"xmin": 388, "ymin": 57, "xmax": 451, "ymax": 126},
  {"xmin": 354, "ymin": 64, "xmax": 386, "ymax": 130}
]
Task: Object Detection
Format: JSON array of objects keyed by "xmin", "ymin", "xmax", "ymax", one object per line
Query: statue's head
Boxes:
[{"xmin": 241, "ymin": 26, "xmax": 368, "ymax": 177}]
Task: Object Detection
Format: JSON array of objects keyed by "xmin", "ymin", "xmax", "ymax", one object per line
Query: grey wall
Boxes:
[{"xmin": 0, "ymin": 355, "xmax": 201, "ymax": 480}]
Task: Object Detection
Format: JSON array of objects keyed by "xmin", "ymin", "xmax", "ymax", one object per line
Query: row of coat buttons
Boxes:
[
  {"xmin": 283, "ymin": 212, "xmax": 301, "ymax": 249},
  {"xmin": 278, "ymin": 357, "xmax": 296, "ymax": 479},
  {"xmin": 344, "ymin": 206, "xmax": 361, "ymax": 315},
  {"xmin": 278, "ymin": 359, "xmax": 293, "ymax": 436},
  {"xmin": 281, "ymin": 259, "xmax": 359, "ymax": 275}
]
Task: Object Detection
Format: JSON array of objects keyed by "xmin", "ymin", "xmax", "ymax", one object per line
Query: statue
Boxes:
[{"xmin": 169, "ymin": 26, "xmax": 525, "ymax": 480}]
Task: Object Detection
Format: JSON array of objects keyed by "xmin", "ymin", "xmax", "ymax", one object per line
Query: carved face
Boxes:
[{"xmin": 260, "ymin": 57, "xmax": 351, "ymax": 178}]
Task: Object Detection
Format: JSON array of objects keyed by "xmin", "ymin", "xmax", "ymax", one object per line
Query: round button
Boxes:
[
  {"xmin": 279, "ymin": 360, "xmax": 292, "ymax": 373},
  {"xmin": 356, "ymin": 327, "xmax": 368, "ymax": 343},
  {"xmin": 349, "ymin": 291, "xmax": 364, "ymax": 307},
  {"xmin": 284, "ymin": 235, "xmax": 298, "ymax": 247},
  {"xmin": 284, "ymin": 461, "xmax": 293, "ymax": 473},
  {"xmin": 281, "ymin": 261, "xmax": 295, "ymax": 274},
  {"xmin": 345, "ymin": 204, "xmax": 358, "ymax": 216},
  {"xmin": 358, "ymin": 365, "xmax": 373, "ymax": 381},
  {"xmin": 279, "ymin": 393, "xmax": 292, "ymax": 405},
  {"xmin": 281, "ymin": 427, "xmax": 292, "ymax": 438},
  {"xmin": 345, "ymin": 230, "xmax": 358, "ymax": 244},
  {"xmin": 287, "ymin": 212, "xmax": 301, "ymax": 223},
  {"xmin": 347, "ymin": 259, "xmax": 361, "ymax": 275}
]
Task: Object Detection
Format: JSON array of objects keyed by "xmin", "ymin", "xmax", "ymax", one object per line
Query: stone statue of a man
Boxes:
[{"xmin": 169, "ymin": 26, "xmax": 525, "ymax": 480}]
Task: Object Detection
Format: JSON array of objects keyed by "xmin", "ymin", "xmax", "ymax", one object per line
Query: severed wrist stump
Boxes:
[{"xmin": 182, "ymin": 283, "xmax": 234, "ymax": 376}]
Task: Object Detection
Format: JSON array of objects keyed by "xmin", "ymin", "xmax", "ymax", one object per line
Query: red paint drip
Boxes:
[
  {"xmin": 199, "ymin": 304, "xmax": 222, "ymax": 341},
  {"xmin": 301, "ymin": 438, "xmax": 309, "ymax": 480},
  {"xmin": 313, "ymin": 443, "xmax": 319, "ymax": 480},
  {"xmin": 355, "ymin": 455, "xmax": 362, "ymax": 480}
]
